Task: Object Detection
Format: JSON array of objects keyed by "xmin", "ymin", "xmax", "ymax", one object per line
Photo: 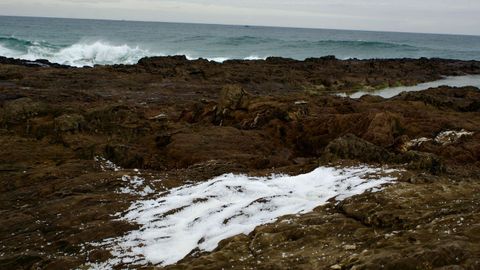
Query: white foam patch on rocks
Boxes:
[
  {"xmin": 404, "ymin": 129, "xmax": 474, "ymax": 150},
  {"xmin": 434, "ymin": 129, "xmax": 474, "ymax": 145},
  {"xmin": 88, "ymin": 165, "xmax": 399, "ymax": 268},
  {"xmin": 404, "ymin": 137, "xmax": 432, "ymax": 149},
  {"xmin": 119, "ymin": 175, "xmax": 155, "ymax": 196},
  {"xmin": 94, "ymin": 156, "xmax": 121, "ymax": 172}
]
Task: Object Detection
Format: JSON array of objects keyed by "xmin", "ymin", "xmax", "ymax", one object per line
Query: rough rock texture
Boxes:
[
  {"xmin": 322, "ymin": 134, "xmax": 393, "ymax": 163},
  {"xmin": 0, "ymin": 56, "xmax": 480, "ymax": 269}
]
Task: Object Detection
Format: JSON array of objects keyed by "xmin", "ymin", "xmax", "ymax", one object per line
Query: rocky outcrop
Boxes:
[
  {"xmin": 363, "ymin": 112, "xmax": 404, "ymax": 147},
  {"xmin": 399, "ymin": 150, "xmax": 446, "ymax": 174},
  {"xmin": 0, "ymin": 57, "xmax": 479, "ymax": 269},
  {"xmin": 214, "ymin": 84, "xmax": 251, "ymax": 125},
  {"xmin": 54, "ymin": 114, "xmax": 85, "ymax": 133},
  {"xmin": 323, "ymin": 134, "xmax": 392, "ymax": 163}
]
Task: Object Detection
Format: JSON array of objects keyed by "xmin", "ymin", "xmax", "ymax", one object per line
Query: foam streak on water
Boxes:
[{"xmin": 87, "ymin": 165, "xmax": 398, "ymax": 268}]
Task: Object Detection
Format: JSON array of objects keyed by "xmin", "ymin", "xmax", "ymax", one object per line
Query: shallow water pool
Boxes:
[{"xmin": 340, "ymin": 74, "xmax": 480, "ymax": 99}]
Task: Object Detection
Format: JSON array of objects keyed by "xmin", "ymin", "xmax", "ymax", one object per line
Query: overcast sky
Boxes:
[{"xmin": 1, "ymin": 0, "xmax": 479, "ymax": 35}]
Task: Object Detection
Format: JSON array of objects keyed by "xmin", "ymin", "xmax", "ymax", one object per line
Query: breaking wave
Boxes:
[
  {"xmin": 0, "ymin": 36, "xmax": 267, "ymax": 67},
  {"xmin": 2, "ymin": 35, "xmax": 478, "ymax": 67},
  {"xmin": 0, "ymin": 37, "xmax": 152, "ymax": 67}
]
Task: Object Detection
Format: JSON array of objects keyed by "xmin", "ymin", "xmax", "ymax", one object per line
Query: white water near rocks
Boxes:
[
  {"xmin": 3, "ymin": 16, "xmax": 480, "ymax": 67},
  {"xmin": 87, "ymin": 165, "xmax": 399, "ymax": 268},
  {"xmin": 0, "ymin": 40, "xmax": 265, "ymax": 67},
  {"xmin": 1, "ymin": 41, "xmax": 153, "ymax": 67},
  {"xmin": 339, "ymin": 75, "xmax": 480, "ymax": 99}
]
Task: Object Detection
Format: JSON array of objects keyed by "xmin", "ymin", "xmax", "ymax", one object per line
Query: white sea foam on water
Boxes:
[
  {"xmin": 0, "ymin": 44, "xmax": 22, "ymax": 57},
  {"xmin": 243, "ymin": 55, "xmax": 264, "ymax": 60},
  {"xmin": 87, "ymin": 165, "xmax": 398, "ymax": 268},
  {"xmin": 54, "ymin": 42, "xmax": 151, "ymax": 67},
  {"xmin": 205, "ymin": 56, "xmax": 229, "ymax": 62},
  {"xmin": 1, "ymin": 38, "xmax": 265, "ymax": 67},
  {"xmin": 204, "ymin": 55, "xmax": 265, "ymax": 62},
  {"xmin": 185, "ymin": 54, "xmax": 265, "ymax": 63},
  {"xmin": 48, "ymin": 41, "xmax": 153, "ymax": 67},
  {"xmin": 0, "ymin": 40, "xmax": 154, "ymax": 67}
]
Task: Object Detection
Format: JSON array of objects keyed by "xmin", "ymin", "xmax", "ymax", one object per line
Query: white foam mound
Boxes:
[
  {"xmin": 89, "ymin": 165, "xmax": 398, "ymax": 268},
  {"xmin": 434, "ymin": 129, "xmax": 474, "ymax": 145},
  {"xmin": 1, "ymin": 41, "xmax": 153, "ymax": 67},
  {"xmin": 1, "ymin": 37, "xmax": 268, "ymax": 67},
  {"xmin": 49, "ymin": 41, "xmax": 152, "ymax": 67},
  {"xmin": 1, "ymin": 39, "xmax": 266, "ymax": 67}
]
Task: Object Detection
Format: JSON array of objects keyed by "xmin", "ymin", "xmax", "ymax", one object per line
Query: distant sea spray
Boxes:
[{"xmin": 1, "ymin": 16, "xmax": 480, "ymax": 67}]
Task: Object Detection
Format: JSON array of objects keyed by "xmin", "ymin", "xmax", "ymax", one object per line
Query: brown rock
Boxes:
[
  {"xmin": 215, "ymin": 84, "xmax": 251, "ymax": 125},
  {"xmin": 1, "ymin": 57, "xmax": 480, "ymax": 270},
  {"xmin": 363, "ymin": 112, "xmax": 404, "ymax": 147},
  {"xmin": 323, "ymin": 133, "xmax": 392, "ymax": 163},
  {"xmin": 54, "ymin": 114, "xmax": 85, "ymax": 133},
  {"xmin": 400, "ymin": 151, "xmax": 446, "ymax": 174}
]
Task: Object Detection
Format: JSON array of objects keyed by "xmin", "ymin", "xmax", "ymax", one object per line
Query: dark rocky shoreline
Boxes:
[{"xmin": 1, "ymin": 56, "xmax": 480, "ymax": 269}]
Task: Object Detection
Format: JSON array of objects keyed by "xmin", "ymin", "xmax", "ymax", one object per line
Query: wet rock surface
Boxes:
[{"xmin": 0, "ymin": 56, "xmax": 480, "ymax": 269}]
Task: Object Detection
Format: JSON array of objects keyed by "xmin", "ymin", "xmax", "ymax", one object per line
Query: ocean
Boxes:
[{"xmin": 1, "ymin": 15, "xmax": 480, "ymax": 67}]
